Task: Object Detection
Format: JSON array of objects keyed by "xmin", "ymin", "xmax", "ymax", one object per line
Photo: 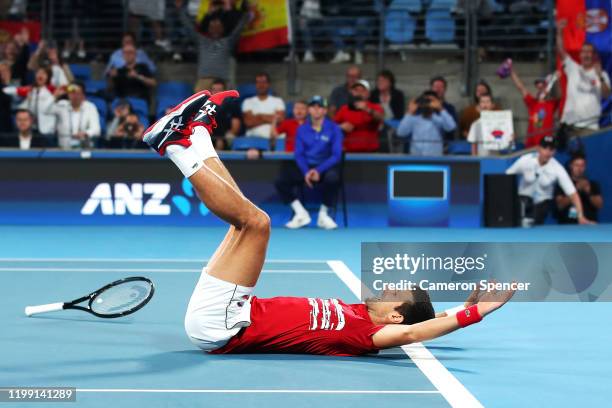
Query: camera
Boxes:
[
  {"xmin": 124, "ymin": 123, "xmax": 137, "ymax": 136},
  {"xmin": 348, "ymin": 95, "xmax": 364, "ymax": 111}
]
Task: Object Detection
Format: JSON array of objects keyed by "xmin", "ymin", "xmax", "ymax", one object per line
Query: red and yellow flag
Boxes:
[{"xmin": 197, "ymin": 0, "xmax": 289, "ymax": 53}]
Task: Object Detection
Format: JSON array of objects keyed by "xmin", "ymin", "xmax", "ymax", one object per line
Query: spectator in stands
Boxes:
[
  {"xmin": 506, "ymin": 136, "xmax": 594, "ymax": 225},
  {"xmin": 557, "ymin": 20, "xmax": 611, "ymax": 133},
  {"xmin": 128, "ymin": 0, "xmax": 171, "ymax": 52},
  {"xmin": 293, "ymin": 0, "xmax": 323, "ymax": 63},
  {"xmin": 48, "ymin": 82, "xmax": 101, "ymax": 149},
  {"xmin": 0, "ymin": 63, "xmax": 14, "ymax": 135},
  {"xmin": 509, "ymin": 64, "xmax": 559, "ymax": 148},
  {"xmin": 271, "ymin": 100, "xmax": 308, "ymax": 152},
  {"xmin": 4, "ymin": 67, "xmax": 56, "ymax": 136},
  {"xmin": 430, "ymin": 76, "xmax": 457, "ymax": 139},
  {"xmin": 555, "ymin": 154, "xmax": 603, "ymax": 224},
  {"xmin": 326, "ymin": 0, "xmax": 374, "ymax": 64},
  {"xmin": 110, "ymin": 112, "xmax": 145, "ymax": 149},
  {"xmin": 397, "ymin": 91, "xmax": 456, "ymax": 156},
  {"xmin": 275, "ymin": 96, "xmax": 343, "ymax": 230},
  {"xmin": 200, "ymin": 0, "xmax": 244, "ymax": 34},
  {"xmin": 176, "ymin": 0, "xmax": 249, "ymax": 91},
  {"xmin": 106, "ymin": 99, "xmax": 132, "ymax": 141},
  {"xmin": 334, "ymin": 79, "xmax": 383, "ymax": 152},
  {"xmin": 2, "ymin": 28, "xmax": 30, "ymax": 85},
  {"xmin": 0, "ymin": 109, "xmax": 45, "ymax": 149},
  {"xmin": 27, "ymin": 40, "xmax": 74, "ymax": 88},
  {"xmin": 242, "ymin": 72, "xmax": 285, "ymax": 138},
  {"xmin": 210, "ymin": 78, "xmax": 241, "ymax": 150},
  {"xmin": 329, "ymin": 65, "xmax": 362, "ymax": 117},
  {"xmin": 104, "ymin": 32, "xmax": 156, "ymax": 76},
  {"xmin": 467, "ymin": 93, "xmax": 509, "ymax": 156},
  {"xmin": 458, "ymin": 79, "xmax": 498, "ymax": 138},
  {"xmin": 108, "ymin": 43, "xmax": 157, "ymax": 101},
  {"xmin": 369, "ymin": 69, "xmax": 405, "ymax": 121}
]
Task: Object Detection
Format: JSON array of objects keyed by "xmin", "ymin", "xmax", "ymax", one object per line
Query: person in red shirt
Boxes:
[
  {"xmin": 271, "ymin": 100, "xmax": 308, "ymax": 152},
  {"xmin": 510, "ymin": 65, "xmax": 559, "ymax": 148},
  {"xmin": 334, "ymin": 79, "xmax": 384, "ymax": 152},
  {"xmin": 142, "ymin": 90, "xmax": 515, "ymax": 357}
]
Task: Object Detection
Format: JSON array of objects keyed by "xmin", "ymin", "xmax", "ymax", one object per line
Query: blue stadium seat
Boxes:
[
  {"xmin": 425, "ymin": 0, "xmax": 455, "ymax": 43},
  {"xmin": 274, "ymin": 138, "xmax": 286, "ymax": 152},
  {"xmin": 112, "ymin": 97, "xmax": 148, "ymax": 117},
  {"xmin": 111, "ymin": 97, "xmax": 149, "ymax": 129},
  {"xmin": 390, "ymin": 0, "xmax": 421, "ymax": 13},
  {"xmin": 447, "ymin": 141, "xmax": 472, "ymax": 155},
  {"xmin": 236, "ymin": 83, "xmax": 257, "ymax": 107},
  {"xmin": 69, "ymin": 64, "xmax": 92, "ymax": 81},
  {"xmin": 385, "ymin": 5, "xmax": 417, "ymax": 44},
  {"xmin": 157, "ymin": 82, "xmax": 192, "ymax": 99},
  {"xmin": 385, "ymin": 119, "xmax": 401, "ymax": 130},
  {"xmin": 232, "ymin": 136, "xmax": 270, "ymax": 151},
  {"xmin": 88, "ymin": 96, "xmax": 108, "ymax": 134},
  {"xmin": 156, "ymin": 96, "xmax": 182, "ymax": 119},
  {"xmin": 285, "ymin": 101, "xmax": 294, "ymax": 119},
  {"xmin": 84, "ymin": 79, "xmax": 107, "ymax": 95}
]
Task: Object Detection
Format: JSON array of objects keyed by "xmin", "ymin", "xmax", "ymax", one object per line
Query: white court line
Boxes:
[
  {"xmin": 0, "ymin": 258, "xmax": 328, "ymax": 264},
  {"xmin": 75, "ymin": 389, "xmax": 440, "ymax": 395},
  {"xmin": 327, "ymin": 260, "xmax": 483, "ymax": 408},
  {"xmin": 0, "ymin": 268, "xmax": 331, "ymax": 274}
]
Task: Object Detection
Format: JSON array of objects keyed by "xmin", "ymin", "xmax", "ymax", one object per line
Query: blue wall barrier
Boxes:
[{"xmin": 0, "ymin": 130, "xmax": 609, "ymax": 227}]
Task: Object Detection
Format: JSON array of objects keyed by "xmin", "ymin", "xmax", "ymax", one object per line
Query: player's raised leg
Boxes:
[{"xmin": 143, "ymin": 91, "xmax": 270, "ymax": 288}]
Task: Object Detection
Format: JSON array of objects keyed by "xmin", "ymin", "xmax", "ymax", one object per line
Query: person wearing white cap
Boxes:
[{"xmin": 333, "ymin": 79, "xmax": 384, "ymax": 152}]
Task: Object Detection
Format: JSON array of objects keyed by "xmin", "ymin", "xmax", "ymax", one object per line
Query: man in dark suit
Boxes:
[{"xmin": 0, "ymin": 109, "xmax": 47, "ymax": 149}]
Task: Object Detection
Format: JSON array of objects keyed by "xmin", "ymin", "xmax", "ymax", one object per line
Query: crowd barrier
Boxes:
[{"xmin": 1, "ymin": 128, "xmax": 610, "ymax": 227}]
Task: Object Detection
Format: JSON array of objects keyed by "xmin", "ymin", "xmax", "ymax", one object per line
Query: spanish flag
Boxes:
[{"xmin": 197, "ymin": 0, "xmax": 290, "ymax": 53}]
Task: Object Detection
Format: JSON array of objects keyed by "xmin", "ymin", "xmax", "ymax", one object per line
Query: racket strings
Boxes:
[{"xmin": 91, "ymin": 282, "xmax": 152, "ymax": 315}]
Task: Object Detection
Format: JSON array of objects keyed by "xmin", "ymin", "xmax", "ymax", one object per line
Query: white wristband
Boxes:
[{"xmin": 444, "ymin": 305, "xmax": 466, "ymax": 316}]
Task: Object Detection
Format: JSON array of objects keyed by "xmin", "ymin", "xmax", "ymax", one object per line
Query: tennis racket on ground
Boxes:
[{"xmin": 24, "ymin": 276, "xmax": 155, "ymax": 318}]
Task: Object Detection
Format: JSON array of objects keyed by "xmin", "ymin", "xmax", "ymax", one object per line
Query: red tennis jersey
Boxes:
[{"xmin": 212, "ymin": 296, "xmax": 384, "ymax": 356}]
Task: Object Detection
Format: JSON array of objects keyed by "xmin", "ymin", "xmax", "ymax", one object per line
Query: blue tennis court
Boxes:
[{"xmin": 1, "ymin": 225, "xmax": 610, "ymax": 407}]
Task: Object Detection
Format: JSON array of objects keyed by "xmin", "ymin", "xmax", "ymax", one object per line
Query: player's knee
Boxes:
[{"xmin": 246, "ymin": 209, "xmax": 271, "ymax": 236}]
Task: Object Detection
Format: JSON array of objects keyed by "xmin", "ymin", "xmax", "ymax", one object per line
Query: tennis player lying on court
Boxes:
[{"xmin": 143, "ymin": 90, "xmax": 515, "ymax": 356}]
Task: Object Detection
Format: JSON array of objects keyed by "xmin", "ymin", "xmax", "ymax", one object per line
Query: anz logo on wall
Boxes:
[{"xmin": 81, "ymin": 179, "xmax": 210, "ymax": 217}]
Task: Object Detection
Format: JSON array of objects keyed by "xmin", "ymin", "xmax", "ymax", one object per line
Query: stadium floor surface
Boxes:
[{"xmin": 1, "ymin": 225, "xmax": 611, "ymax": 407}]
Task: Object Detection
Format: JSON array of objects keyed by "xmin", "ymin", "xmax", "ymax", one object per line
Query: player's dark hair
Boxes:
[{"xmin": 395, "ymin": 288, "xmax": 435, "ymax": 325}]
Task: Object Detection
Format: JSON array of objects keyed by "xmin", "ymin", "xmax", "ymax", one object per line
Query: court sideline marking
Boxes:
[
  {"xmin": 75, "ymin": 389, "xmax": 440, "ymax": 394},
  {"xmin": 327, "ymin": 260, "xmax": 483, "ymax": 408}
]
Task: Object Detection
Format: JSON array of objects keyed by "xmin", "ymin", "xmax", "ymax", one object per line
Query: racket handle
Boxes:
[{"xmin": 25, "ymin": 302, "xmax": 65, "ymax": 316}]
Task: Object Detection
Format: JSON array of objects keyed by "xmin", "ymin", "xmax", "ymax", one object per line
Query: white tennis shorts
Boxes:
[{"xmin": 184, "ymin": 269, "xmax": 254, "ymax": 351}]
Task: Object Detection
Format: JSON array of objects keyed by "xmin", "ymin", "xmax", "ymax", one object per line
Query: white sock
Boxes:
[
  {"xmin": 190, "ymin": 125, "xmax": 218, "ymax": 161},
  {"xmin": 166, "ymin": 144, "xmax": 203, "ymax": 178},
  {"xmin": 291, "ymin": 199, "xmax": 308, "ymax": 217},
  {"xmin": 319, "ymin": 204, "xmax": 329, "ymax": 216}
]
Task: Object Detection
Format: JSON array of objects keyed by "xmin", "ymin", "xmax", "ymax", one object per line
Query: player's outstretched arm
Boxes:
[{"xmin": 372, "ymin": 287, "xmax": 515, "ymax": 349}]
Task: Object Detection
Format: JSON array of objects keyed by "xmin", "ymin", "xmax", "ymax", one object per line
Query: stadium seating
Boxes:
[
  {"xmin": 385, "ymin": 0, "xmax": 420, "ymax": 45},
  {"xmin": 69, "ymin": 64, "xmax": 92, "ymax": 81},
  {"xmin": 425, "ymin": 0, "xmax": 455, "ymax": 44},
  {"xmin": 274, "ymin": 138, "xmax": 286, "ymax": 152},
  {"xmin": 111, "ymin": 97, "xmax": 149, "ymax": 128},
  {"xmin": 232, "ymin": 136, "xmax": 270, "ymax": 151},
  {"xmin": 84, "ymin": 80, "xmax": 107, "ymax": 96},
  {"xmin": 447, "ymin": 140, "xmax": 471, "ymax": 155},
  {"xmin": 156, "ymin": 96, "xmax": 182, "ymax": 119},
  {"xmin": 156, "ymin": 82, "xmax": 192, "ymax": 100}
]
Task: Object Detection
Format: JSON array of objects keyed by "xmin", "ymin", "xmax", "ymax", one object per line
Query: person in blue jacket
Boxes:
[{"xmin": 275, "ymin": 95, "xmax": 343, "ymax": 230}]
